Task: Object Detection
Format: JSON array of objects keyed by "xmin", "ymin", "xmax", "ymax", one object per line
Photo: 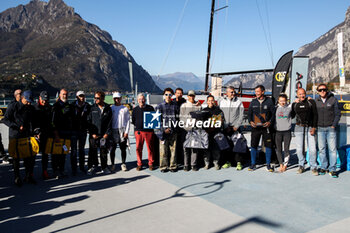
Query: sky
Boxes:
[{"xmin": 0, "ymin": 0, "xmax": 349, "ymax": 77}]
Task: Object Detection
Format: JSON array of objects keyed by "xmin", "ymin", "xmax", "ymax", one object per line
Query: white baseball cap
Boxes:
[
  {"xmin": 76, "ymin": 91, "xmax": 85, "ymax": 97},
  {"xmin": 113, "ymin": 92, "xmax": 122, "ymax": 98}
]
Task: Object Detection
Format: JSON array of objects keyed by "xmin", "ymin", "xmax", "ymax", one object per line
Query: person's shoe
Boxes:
[
  {"xmin": 170, "ymin": 168, "xmax": 177, "ymax": 173},
  {"xmin": 80, "ymin": 168, "xmax": 87, "ymax": 174},
  {"xmin": 42, "ymin": 170, "xmax": 50, "ymax": 180},
  {"xmin": 279, "ymin": 164, "xmax": 284, "ymax": 173},
  {"xmin": 204, "ymin": 164, "xmax": 210, "ymax": 170},
  {"xmin": 183, "ymin": 166, "xmax": 190, "ymax": 172},
  {"xmin": 266, "ymin": 164, "xmax": 274, "ymax": 172},
  {"xmin": 311, "ymin": 168, "xmax": 319, "ymax": 176},
  {"xmin": 222, "ymin": 162, "xmax": 231, "ymax": 169},
  {"xmin": 87, "ymin": 167, "xmax": 95, "ymax": 175},
  {"xmin": 59, "ymin": 171, "xmax": 68, "ymax": 178},
  {"xmin": 136, "ymin": 166, "xmax": 142, "ymax": 171},
  {"xmin": 15, "ymin": 177, "xmax": 22, "ymax": 187},
  {"xmin": 149, "ymin": 165, "xmax": 154, "ymax": 171},
  {"xmin": 329, "ymin": 171, "xmax": 338, "ymax": 178},
  {"xmin": 121, "ymin": 163, "xmax": 128, "ymax": 171},
  {"xmin": 282, "ymin": 165, "xmax": 287, "ymax": 172},
  {"xmin": 248, "ymin": 165, "xmax": 256, "ymax": 171},
  {"xmin": 2, "ymin": 155, "xmax": 10, "ymax": 164},
  {"xmin": 72, "ymin": 170, "xmax": 77, "ymax": 176},
  {"xmin": 319, "ymin": 169, "xmax": 326, "ymax": 175},
  {"xmin": 102, "ymin": 168, "xmax": 111, "ymax": 174},
  {"xmin": 236, "ymin": 162, "xmax": 243, "ymax": 171},
  {"xmin": 214, "ymin": 162, "xmax": 220, "ymax": 170},
  {"xmin": 191, "ymin": 166, "xmax": 198, "ymax": 171},
  {"xmin": 160, "ymin": 168, "xmax": 168, "ymax": 173},
  {"xmin": 297, "ymin": 166, "xmax": 305, "ymax": 174},
  {"xmin": 25, "ymin": 175, "xmax": 37, "ymax": 184}
]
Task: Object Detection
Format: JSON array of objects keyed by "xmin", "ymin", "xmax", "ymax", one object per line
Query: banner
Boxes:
[
  {"xmin": 272, "ymin": 50, "xmax": 293, "ymax": 102},
  {"xmin": 290, "ymin": 56, "xmax": 309, "ymax": 103},
  {"xmin": 337, "ymin": 32, "xmax": 345, "ymax": 87}
]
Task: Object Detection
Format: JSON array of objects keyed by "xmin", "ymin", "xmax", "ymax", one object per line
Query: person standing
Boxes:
[
  {"xmin": 219, "ymin": 86, "xmax": 244, "ymax": 170},
  {"xmin": 180, "ymin": 90, "xmax": 201, "ymax": 171},
  {"xmin": 274, "ymin": 94, "xmax": 292, "ymax": 172},
  {"xmin": 203, "ymin": 95, "xmax": 225, "ymax": 170},
  {"xmin": 132, "ymin": 93, "xmax": 155, "ymax": 171},
  {"xmin": 33, "ymin": 91, "xmax": 52, "ymax": 179},
  {"xmin": 70, "ymin": 91, "xmax": 91, "ymax": 175},
  {"xmin": 155, "ymin": 88, "xmax": 179, "ymax": 173},
  {"xmin": 248, "ymin": 85, "xmax": 275, "ymax": 172},
  {"xmin": 292, "ymin": 88, "xmax": 318, "ymax": 175},
  {"xmin": 2, "ymin": 89, "xmax": 22, "ymax": 164},
  {"xmin": 87, "ymin": 91, "xmax": 112, "ymax": 175},
  {"xmin": 51, "ymin": 88, "xmax": 74, "ymax": 178},
  {"xmin": 173, "ymin": 88, "xmax": 187, "ymax": 166},
  {"xmin": 315, "ymin": 84, "xmax": 341, "ymax": 178},
  {"xmin": 3, "ymin": 91, "xmax": 38, "ymax": 186},
  {"xmin": 110, "ymin": 92, "xmax": 130, "ymax": 172}
]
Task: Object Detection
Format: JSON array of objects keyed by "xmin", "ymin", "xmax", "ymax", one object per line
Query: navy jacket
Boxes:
[
  {"xmin": 248, "ymin": 97, "xmax": 275, "ymax": 125},
  {"xmin": 315, "ymin": 93, "xmax": 341, "ymax": 127}
]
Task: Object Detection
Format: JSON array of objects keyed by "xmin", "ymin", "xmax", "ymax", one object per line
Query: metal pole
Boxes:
[
  {"xmin": 311, "ymin": 67, "xmax": 316, "ymax": 99},
  {"xmin": 204, "ymin": 0, "xmax": 216, "ymax": 92}
]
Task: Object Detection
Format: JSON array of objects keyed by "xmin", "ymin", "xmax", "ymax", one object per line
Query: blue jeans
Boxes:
[
  {"xmin": 294, "ymin": 125, "xmax": 317, "ymax": 169},
  {"xmin": 317, "ymin": 127, "xmax": 337, "ymax": 172}
]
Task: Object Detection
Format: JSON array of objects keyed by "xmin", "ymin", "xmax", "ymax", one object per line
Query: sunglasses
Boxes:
[
  {"xmin": 94, "ymin": 97, "xmax": 101, "ymax": 100},
  {"xmin": 318, "ymin": 89, "xmax": 327, "ymax": 92},
  {"xmin": 164, "ymin": 94, "xmax": 172, "ymax": 97},
  {"xmin": 78, "ymin": 95, "xmax": 85, "ymax": 97}
]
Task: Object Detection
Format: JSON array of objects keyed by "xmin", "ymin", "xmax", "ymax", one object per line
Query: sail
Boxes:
[{"xmin": 271, "ymin": 50, "xmax": 293, "ymax": 102}]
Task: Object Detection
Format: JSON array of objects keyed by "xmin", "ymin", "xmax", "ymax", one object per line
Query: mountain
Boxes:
[
  {"xmin": 224, "ymin": 72, "xmax": 273, "ymax": 91},
  {"xmin": 296, "ymin": 6, "xmax": 350, "ymax": 83},
  {"xmin": 152, "ymin": 72, "xmax": 205, "ymax": 92},
  {"xmin": 0, "ymin": 0, "xmax": 161, "ymax": 94}
]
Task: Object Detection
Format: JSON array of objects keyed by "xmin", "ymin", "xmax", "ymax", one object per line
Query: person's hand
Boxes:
[
  {"xmin": 263, "ymin": 122, "xmax": 271, "ymax": 128},
  {"xmin": 310, "ymin": 128, "xmax": 316, "ymax": 136},
  {"xmin": 250, "ymin": 121, "xmax": 256, "ymax": 128},
  {"xmin": 123, "ymin": 133, "xmax": 128, "ymax": 139},
  {"xmin": 164, "ymin": 128, "xmax": 171, "ymax": 134},
  {"xmin": 92, "ymin": 134, "xmax": 98, "ymax": 139},
  {"xmin": 103, "ymin": 134, "xmax": 108, "ymax": 139}
]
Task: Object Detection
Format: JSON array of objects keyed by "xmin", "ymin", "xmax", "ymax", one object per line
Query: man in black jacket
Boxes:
[
  {"xmin": 315, "ymin": 84, "xmax": 341, "ymax": 178},
  {"xmin": 34, "ymin": 91, "xmax": 52, "ymax": 179},
  {"xmin": 71, "ymin": 91, "xmax": 91, "ymax": 175},
  {"xmin": 247, "ymin": 85, "xmax": 275, "ymax": 172},
  {"xmin": 52, "ymin": 88, "xmax": 74, "ymax": 178},
  {"xmin": 87, "ymin": 91, "xmax": 112, "ymax": 175},
  {"xmin": 3, "ymin": 90, "xmax": 38, "ymax": 186}
]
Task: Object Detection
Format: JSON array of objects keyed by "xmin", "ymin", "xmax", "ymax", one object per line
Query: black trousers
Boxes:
[
  {"xmin": 0, "ymin": 133, "xmax": 5, "ymax": 155},
  {"xmin": 88, "ymin": 137, "xmax": 109, "ymax": 169},
  {"xmin": 110, "ymin": 140, "xmax": 127, "ymax": 165},
  {"xmin": 52, "ymin": 154, "xmax": 66, "ymax": 173},
  {"xmin": 39, "ymin": 136, "xmax": 49, "ymax": 172},
  {"xmin": 13, "ymin": 157, "xmax": 35, "ymax": 178},
  {"xmin": 251, "ymin": 127, "xmax": 273, "ymax": 149},
  {"xmin": 70, "ymin": 131, "xmax": 87, "ymax": 171},
  {"xmin": 275, "ymin": 130, "xmax": 291, "ymax": 165}
]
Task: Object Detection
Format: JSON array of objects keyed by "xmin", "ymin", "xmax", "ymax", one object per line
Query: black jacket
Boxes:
[
  {"xmin": 248, "ymin": 97, "xmax": 275, "ymax": 125},
  {"xmin": 71, "ymin": 101, "xmax": 91, "ymax": 132},
  {"xmin": 3, "ymin": 101, "xmax": 36, "ymax": 139},
  {"xmin": 52, "ymin": 100, "xmax": 74, "ymax": 134},
  {"xmin": 292, "ymin": 99, "xmax": 318, "ymax": 128},
  {"xmin": 88, "ymin": 103, "xmax": 112, "ymax": 136},
  {"xmin": 315, "ymin": 93, "xmax": 341, "ymax": 127},
  {"xmin": 34, "ymin": 102, "xmax": 53, "ymax": 136}
]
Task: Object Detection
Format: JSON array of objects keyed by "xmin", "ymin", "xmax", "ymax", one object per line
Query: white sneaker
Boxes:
[
  {"xmin": 121, "ymin": 163, "xmax": 127, "ymax": 171},
  {"xmin": 102, "ymin": 168, "xmax": 111, "ymax": 174},
  {"xmin": 87, "ymin": 167, "xmax": 95, "ymax": 175}
]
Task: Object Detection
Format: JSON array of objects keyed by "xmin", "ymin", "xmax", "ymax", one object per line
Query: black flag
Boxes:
[{"xmin": 272, "ymin": 50, "xmax": 293, "ymax": 102}]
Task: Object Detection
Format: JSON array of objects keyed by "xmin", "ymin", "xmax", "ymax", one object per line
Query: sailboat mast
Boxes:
[{"xmin": 205, "ymin": 0, "xmax": 216, "ymax": 92}]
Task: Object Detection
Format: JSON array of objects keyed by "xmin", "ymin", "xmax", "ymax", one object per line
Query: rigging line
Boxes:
[
  {"xmin": 264, "ymin": 0, "xmax": 274, "ymax": 67},
  {"xmin": 209, "ymin": 0, "xmax": 221, "ymax": 73},
  {"xmin": 158, "ymin": 0, "xmax": 190, "ymax": 76},
  {"xmin": 255, "ymin": 0, "xmax": 274, "ymax": 68},
  {"xmin": 219, "ymin": 0, "xmax": 229, "ymax": 71}
]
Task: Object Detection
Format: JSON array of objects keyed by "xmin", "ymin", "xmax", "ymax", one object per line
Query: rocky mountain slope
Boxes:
[
  {"xmin": 152, "ymin": 72, "xmax": 205, "ymax": 92},
  {"xmin": 0, "ymin": 0, "xmax": 161, "ymax": 94},
  {"xmin": 296, "ymin": 6, "xmax": 350, "ymax": 83}
]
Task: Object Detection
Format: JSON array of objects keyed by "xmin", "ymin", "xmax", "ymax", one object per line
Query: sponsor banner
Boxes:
[
  {"xmin": 337, "ymin": 32, "xmax": 345, "ymax": 87},
  {"xmin": 339, "ymin": 100, "xmax": 350, "ymax": 114},
  {"xmin": 272, "ymin": 50, "xmax": 293, "ymax": 103},
  {"xmin": 290, "ymin": 56, "xmax": 309, "ymax": 103},
  {"xmin": 0, "ymin": 107, "xmax": 6, "ymax": 119}
]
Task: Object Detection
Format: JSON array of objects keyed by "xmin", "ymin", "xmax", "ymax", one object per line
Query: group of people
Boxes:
[{"xmin": 0, "ymin": 82, "xmax": 342, "ymax": 186}]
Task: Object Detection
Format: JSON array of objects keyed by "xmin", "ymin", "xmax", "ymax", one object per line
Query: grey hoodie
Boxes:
[{"xmin": 275, "ymin": 104, "xmax": 292, "ymax": 131}]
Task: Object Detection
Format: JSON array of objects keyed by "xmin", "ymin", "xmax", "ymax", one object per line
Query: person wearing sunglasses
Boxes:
[
  {"xmin": 155, "ymin": 87, "xmax": 179, "ymax": 172},
  {"xmin": 315, "ymin": 84, "xmax": 341, "ymax": 178}
]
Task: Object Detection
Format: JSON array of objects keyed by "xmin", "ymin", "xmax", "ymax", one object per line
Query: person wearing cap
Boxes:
[
  {"xmin": 132, "ymin": 93, "xmax": 155, "ymax": 171},
  {"xmin": 315, "ymin": 84, "xmax": 341, "ymax": 178},
  {"xmin": 155, "ymin": 87, "xmax": 179, "ymax": 172},
  {"xmin": 110, "ymin": 92, "xmax": 130, "ymax": 172},
  {"xmin": 1, "ymin": 89, "xmax": 22, "ymax": 164},
  {"xmin": 33, "ymin": 91, "xmax": 53, "ymax": 179},
  {"xmin": 173, "ymin": 87, "xmax": 187, "ymax": 167},
  {"xmin": 219, "ymin": 86, "xmax": 244, "ymax": 170},
  {"xmin": 179, "ymin": 90, "xmax": 201, "ymax": 171},
  {"xmin": 87, "ymin": 91, "xmax": 112, "ymax": 175},
  {"xmin": 51, "ymin": 88, "xmax": 74, "ymax": 178},
  {"xmin": 3, "ymin": 90, "xmax": 38, "ymax": 186},
  {"xmin": 70, "ymin": 91, "xmax": 91, "ymax": 175}
]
